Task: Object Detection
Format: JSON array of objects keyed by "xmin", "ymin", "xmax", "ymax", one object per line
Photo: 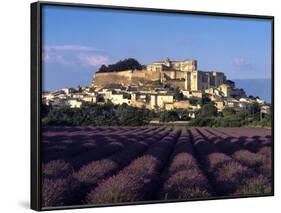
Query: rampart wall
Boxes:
[{"xmin": 93, "ymin": 69, "xmax": 162, "ymax": 88}]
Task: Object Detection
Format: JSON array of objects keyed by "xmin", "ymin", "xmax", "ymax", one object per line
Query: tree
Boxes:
[
  {"xmin": 223, "ymin": 107, "xmax": 236, "ymax": 117},
  {"xmin": 99, "ymin": 64, "xmax": 107, "ymax": 72},
  {"xmin": 97, "ymin": 58, "xmax": 143, "ymax": 72},
  {"xmin": 201, "ymin": 96, "xmax": 211, "ymax": 105},
  {"xmin": 159, "ymin": 111, "xmax": 179, "ymax": 122},
  {"xmin": 248, "ymin": 103, "xmax": 261, "ymax": 116},
  {"xmin": 176, "ymin": 109, "xmax": 191, "ymax": 121},
  {"xmin": 41, "ymin": 103, "xmax": 50, "ymax": 118},
  {"xmin": 217, "ymin": 117, "xmax": 241, "ymax": 127},
  {"xmin": 225, "ymin": 80, "xmax": 235, "ymax": 87},
  {"xmin": 189, "ymin": 98, "xmax": 200, "ymax": 106},
  {"xmin": 115, "ymin": 104, "xmax": 146, "ymax": 126},
  {"xmin": 191, "ymin": 116, "xmax": 216, "ymax": 127},
  {"xmin": 200, "ymin": 103, "xmax": 217, "ymax": 117}
]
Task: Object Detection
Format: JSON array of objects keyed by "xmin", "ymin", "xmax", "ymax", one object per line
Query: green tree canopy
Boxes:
[
  {"xmin": 97, "ymin": 58, "xmax": 143, "ymax": 72},
  {"xmin": 223, "ymin": 107, "xmax": 236, "ymax": 117},
  {"xmin": 159, "ymin": 110, "xmax": 179, "ymax": 122},
  {"xmin": 199, "ymin": 103, "xmax": 217, "ymax": 117}
]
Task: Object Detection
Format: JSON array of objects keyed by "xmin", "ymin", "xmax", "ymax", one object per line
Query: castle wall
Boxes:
[
  {"xmin": 144, "ymin": 69, "xmax": 162, "ymax": 81},
  {"xmin": 93, "ymin": 70, "xmax": 133, "ymax": 88},
  {"xmin": 94, "ymin": 69, "xmax": 193, "ymax": 90},
  {"xmin": 131, "ymin": 70, "xmax": 146, "ymax": 78},
  {"xmin": 93, "ymin": 69, "xmax": 162, "ymax": 88}
]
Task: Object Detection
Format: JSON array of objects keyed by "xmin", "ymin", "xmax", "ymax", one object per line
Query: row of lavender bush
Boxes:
[
  {"xmin": 42, "ymin": 127, "xmax": 159, "ymax": 164},
  {"xmin": 160, "ymin": 129, "xmax": 212, "ymax": 200},
  {"xmin": 85, "ymin": 129, "xmax": 181, "ymax": 204},
  {"xmin": 42, "ymin": 128, "xmax": 171, "ymax": 207},
  {"xmin": 202, "ymin": 128, "xmax": 272, "ymax": 179},
  {"xmin": 70, "ymin": 128, "xmax": 172, "ymax": 205},
  {"xmin": 193, "ymin": 128, "xmax": 271, "ymax": 196}
]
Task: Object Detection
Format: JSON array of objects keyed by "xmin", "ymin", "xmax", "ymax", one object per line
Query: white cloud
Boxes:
[
  {"xmin": 77, "ymin": 54, "xmax": 110, "ymax": 66},
  {"xmin": 42, "ymin": 44, "xmax": 110, "ymax": 68},
  {"xmin": 230, "ymin": 58, "xmax": 254, "ymax": 71},
  {"xmin": 45, "ymin": 45, "xmax": 97, "ymax": 51}
]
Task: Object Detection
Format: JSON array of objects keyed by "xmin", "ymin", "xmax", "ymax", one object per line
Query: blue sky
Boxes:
[{"xmin": 42, "ymin": 5, "xmax": 272, "ymax": 91}]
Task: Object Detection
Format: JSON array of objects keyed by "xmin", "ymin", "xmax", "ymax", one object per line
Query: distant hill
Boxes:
[{"xmin": 233, "ymin": 79, "xmax": 272, "ymax": 103}]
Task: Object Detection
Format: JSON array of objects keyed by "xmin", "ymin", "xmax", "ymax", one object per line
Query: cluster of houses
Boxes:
[
  {"xmin": 43, "ymin": 81, "xmax": 270, "ymax": 118},
  {"xmin": 43, "ymin": 58, "xmax": 271, "ymax": 118}
]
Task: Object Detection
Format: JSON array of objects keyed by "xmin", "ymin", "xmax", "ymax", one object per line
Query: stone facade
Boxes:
[
  {"xmin": 93, "ymin": 69, "xmax": 161, "ymax": 88},
  {"xmin": 218, "ymin": 84, "xmax": 231, "ymax": 97}
]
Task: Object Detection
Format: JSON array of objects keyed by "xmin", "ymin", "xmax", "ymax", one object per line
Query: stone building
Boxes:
[
  {"xmin": 150, "ymin": 94, "xmax": 174, "ymax": 109},
  {"xmin": 111, "ymin": 93, "xmax": 131, "ymax": 105},
  {"xmin": 218, "ymin": 84, "xmax": 231, "ymax": 97},
  {"xmin": 92, "ymin": 58, "xmax": 226, "ymax": 91},
  {"xmin": 68, "ymin": 99, "xmax": 82, "ymax": 108}
]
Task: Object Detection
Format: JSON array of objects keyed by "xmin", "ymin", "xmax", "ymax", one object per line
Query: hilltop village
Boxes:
[{"xmin": 43, "ymin": 58, "xmax": 270, "ymax": 119}]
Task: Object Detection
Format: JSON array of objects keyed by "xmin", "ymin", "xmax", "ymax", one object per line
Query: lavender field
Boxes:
[{"xmin": 41, "ymin": 127, "xmax": 272, "ymax": 207}]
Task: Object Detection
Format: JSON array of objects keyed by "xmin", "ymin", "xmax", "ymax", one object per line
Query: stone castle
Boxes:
[{"xmin": 92, "ymin": 58, "xmax": 226, "ymax": 91}]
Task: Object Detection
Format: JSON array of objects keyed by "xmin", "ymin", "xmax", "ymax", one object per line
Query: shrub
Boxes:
[
  {"xmin": 215, "ymin": 161, "xmax": 252, "ymax": 183},
  {"xmin": 159, "ymin": 111, "xmax": 179, "ymax": 122},
  {"xmin": 86, "ymin": 156, "xmax": 159, "ymax": 204},
  {"xmin": 200, "ymin": 103, "xmax": 218, "ymax": 117},
  {"xmin": 206, "ymin": 152, "xmax": 232, "ymax": 171},
  {"xmin": 69, "ymin": 141, "xmax": 125, "ymax": 170},
  {"xmin": 234, "ymin": 175, "xmax": 272, "ymax": 195},
  {"xmin": 74, "ymin": 159, "xmax": 118, "ymax": 184},
  {"xmin": 214, "ymin": 161, "xmax": 253, "ymax": 194},
  {"xmin": 42, "ymin": 177, "xmax": 78, "ymax": 207},
  {"xmin": 43, "ymin": 160, "xmax": 73, "ymax": 179},
  {"xmin": 259, "ymin": 147, "xmax": 272, "ymax": 157},
  {"xmin": 217, "ymin": 117, "xmax": 241, "ymax": 127},
  {"xmin": 168, "ymin": 153, "xmax": 198, "ymax": 174},
  {"xmin": 233, "ymin": 150, "xmax": 264, "ymax": 168},
  {"xmin": 163, "ymin": 169, "xmax": 211, "ymax": 199},
  {"xmin": 223, "ymin": 107, "xmax": 236, "ymax": 117},
  {"xmin": 122, "ymin": 155, "xmax": 159, "ymax": 178},
  {"xmin": 258, "ymin": 147, "xmax": 272, "ymax": 178},
  {"xmin": 191, "ymin": 117, "xmax": 216, "ymax": 127}
]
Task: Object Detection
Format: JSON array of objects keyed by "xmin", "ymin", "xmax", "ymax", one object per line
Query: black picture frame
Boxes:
[{"xmin": 31, "ymin": 1, "xmax": 274, "ymax": 211}]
